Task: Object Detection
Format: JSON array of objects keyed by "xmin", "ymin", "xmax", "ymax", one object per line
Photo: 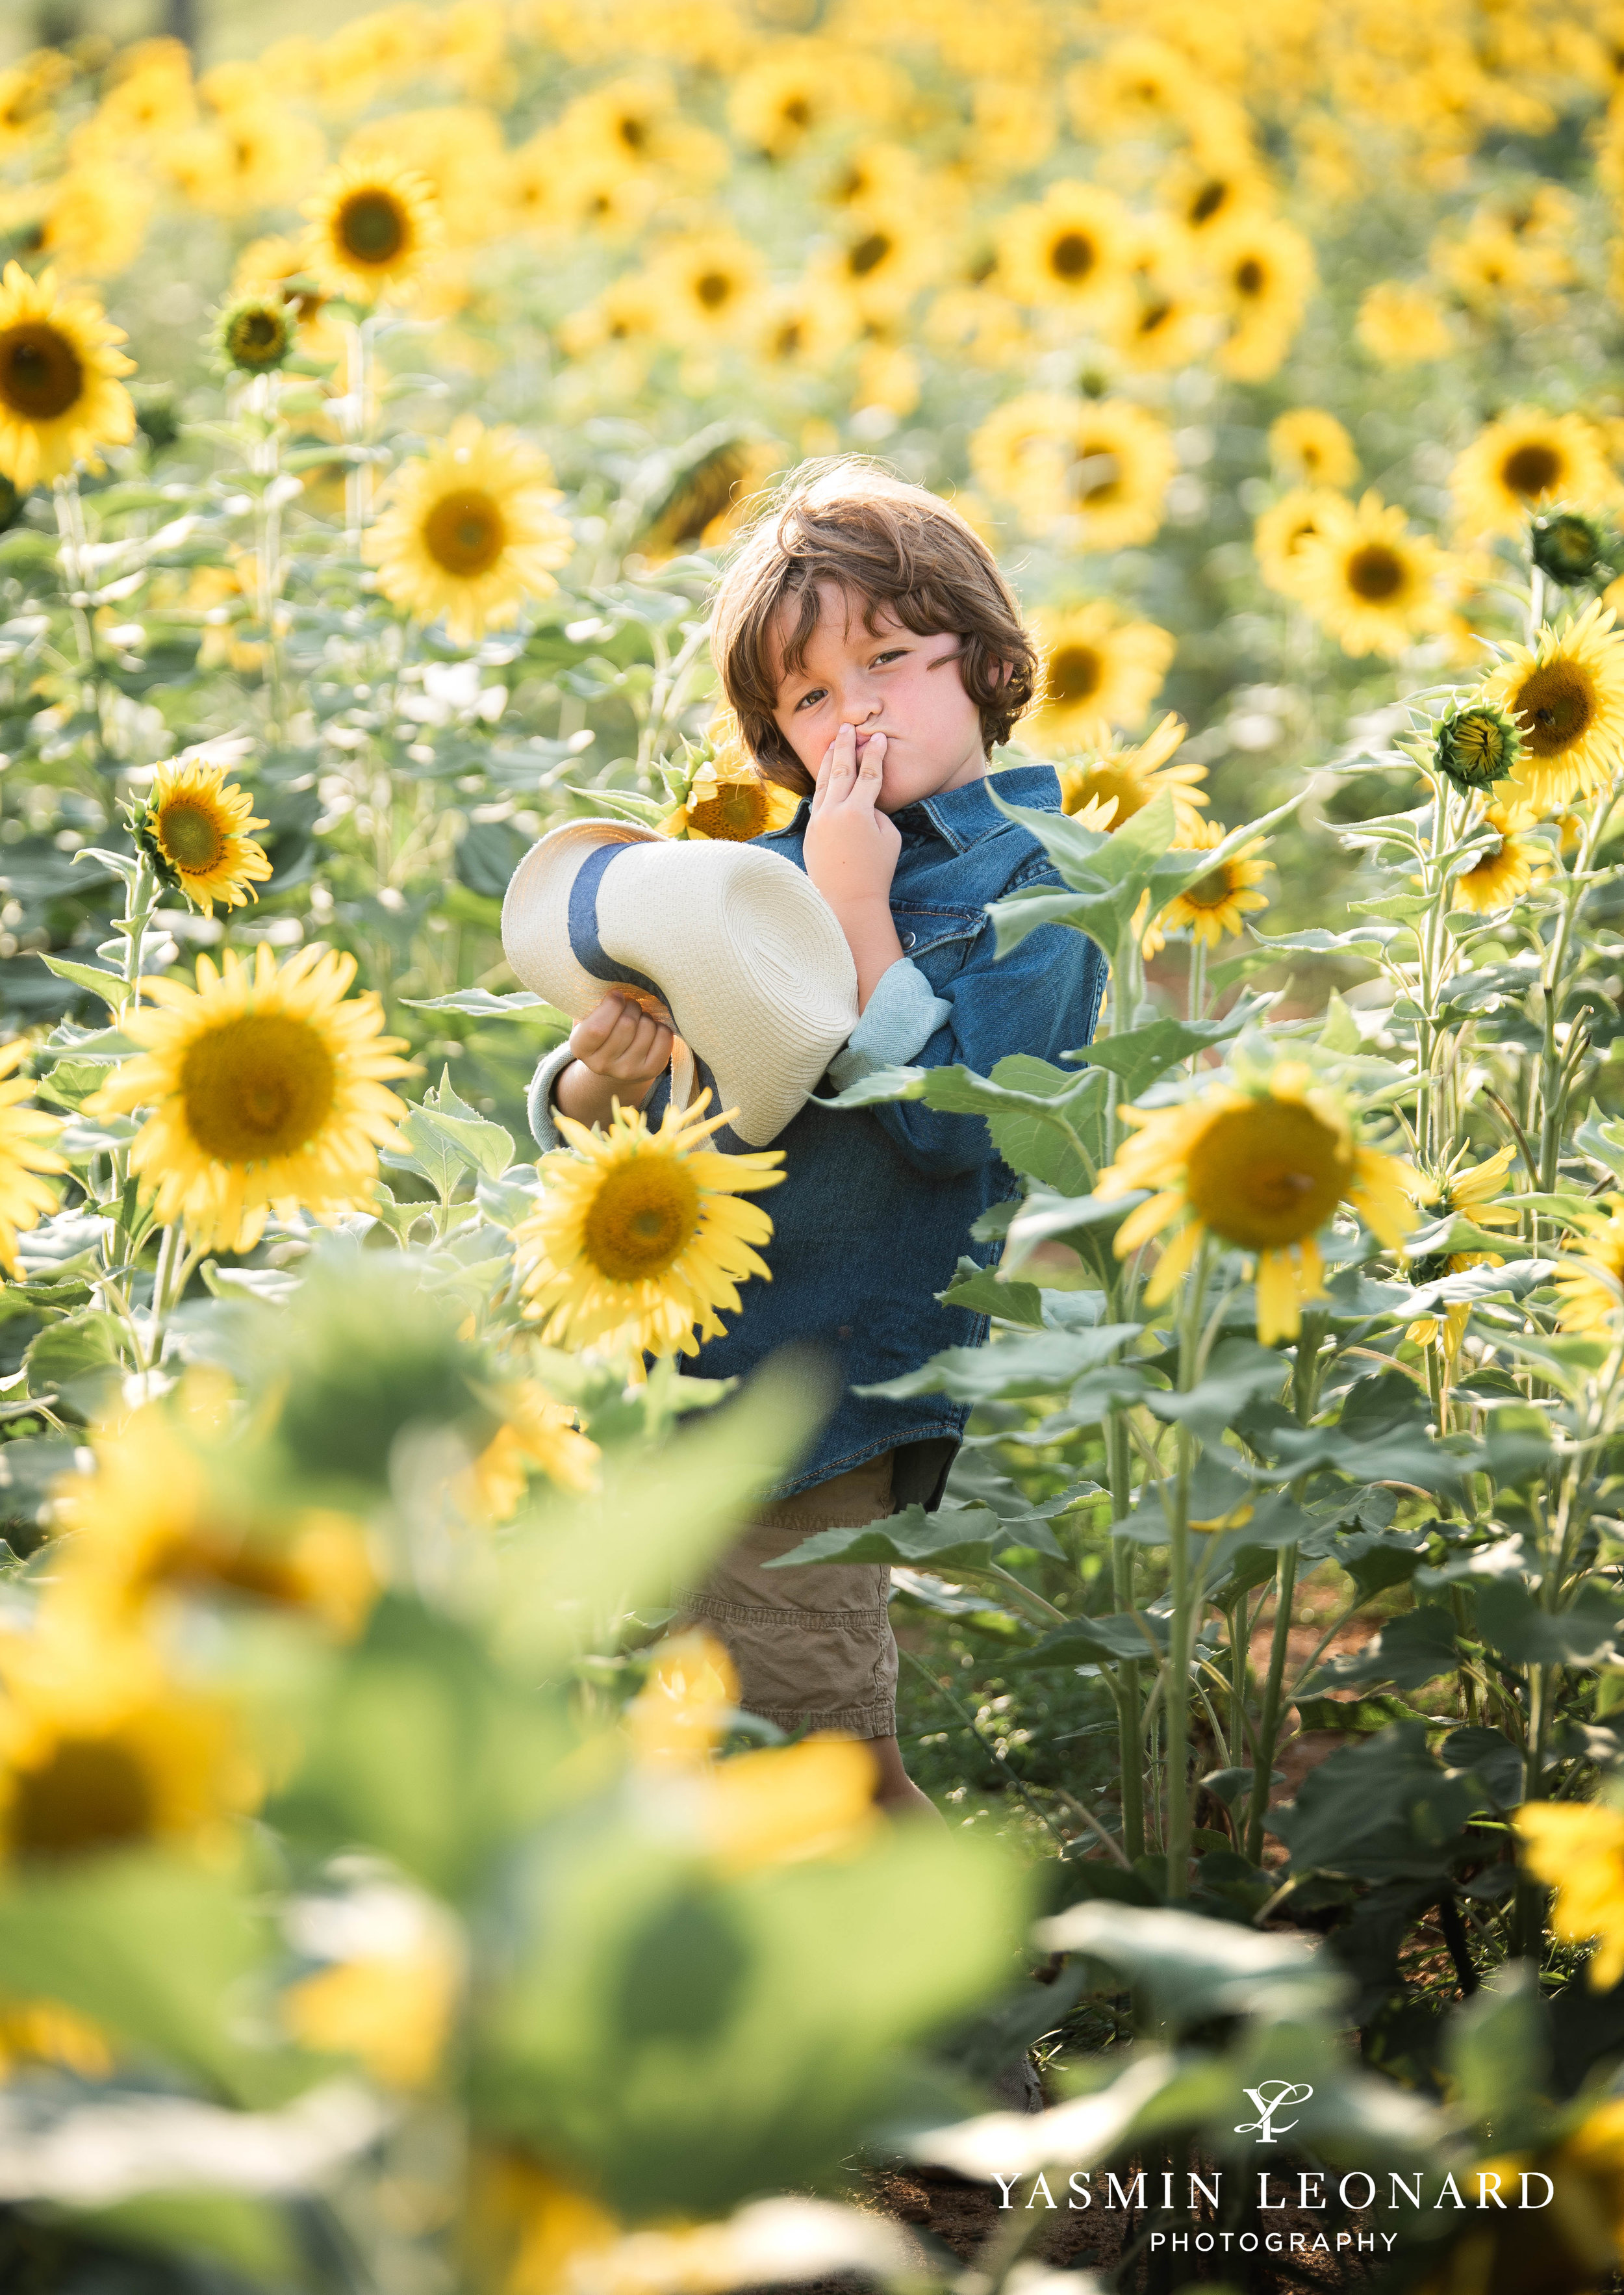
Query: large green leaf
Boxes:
[
  {"xmin": 763, "ymin": 1499, "xmax": 1065, "ymax": 1572},
  {"xmin": 1307, "ymin": 1604, "xmax": 1460, "ymax": 1694},
  {"xmin": 1268, "ymin": 1723, "xmax": 1486, "ymax": 1882},
  {"xmin": 856, "ymin": 1321, "xmax": 1141, "ymax": 1403},
  {"xmin": 1084, "ymin": 998, "xmax": 1270, "ymax": 1101},
  {"xmin": 1142, "ymin": 1338, "xmax": 1284, "ymax": 1450}
]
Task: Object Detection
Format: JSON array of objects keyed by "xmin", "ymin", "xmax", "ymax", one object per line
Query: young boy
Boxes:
[{"xmin": 535, "ymin": 464, "xmax": 1105, "ymax": 1814}]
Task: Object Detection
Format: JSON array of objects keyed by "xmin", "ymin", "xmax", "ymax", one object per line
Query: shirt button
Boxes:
[{"xmin": 902, "ymin": 930, "xmax": 916, "ymax": 949}]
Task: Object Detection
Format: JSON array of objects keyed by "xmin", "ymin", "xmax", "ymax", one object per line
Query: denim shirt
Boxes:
[{"xmin": 526, "ymin": 763, "xmax": 1106, "ymax": 1502}]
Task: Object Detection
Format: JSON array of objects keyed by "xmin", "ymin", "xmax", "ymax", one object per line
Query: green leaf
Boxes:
[
  {"xmin": 402, "ymin": 988, "xmax": 566, "ymax": 1024},
  {"xmin": 1143, "ymin": 1338, "xmax": 1284, "ymax": 1451},
  {"xmin": 409, "ymin": 1103, "xmax": 516, "ymax": 1183},
  {"xmin": 1268, "ymin": 1722, "xmax": 1483, "ymax": 1881},
  {"xmin": 856, "ymin": 1321, "xmax": 1141, "ymax": 1403},
  {"xmin": 764, "ymin": 1500, "xmax": 1065, "ymax": 1572},
  {"xmin": 1307, "ymin": 1604, "xmax": 1460, "ymax": 1694},
  {"xmin": 1009, "ymin": 1609, "xmax": 1170, "ymax": 1667},
  {"xmin": 938, "ymin": 1255, "xmax": 1044, "ymax": 1327},
  {"xmin": 998, "ymin": 1185, "xmax": 1147, "ymax": 1278},
  {"xmin": 1293, "ymin": 1693, "xmax": 1436, "ymax": 1733},
  {"xmin": 24, "ymin": 1309, "xmax": 127, "ymax": 1413},
  {"xmin": 1474, "ymin": 1578, "xmax": 1623, "ymax": 1669},
  {"xmin": 39, "ymin": 953, "xmax": 125, "ymax": 1010},
  {"xmin": 1084, "ymin": 1000, "xmax": 1267, "ymax": 1100},
  {"xmin": 1443, "ymin": 1965, "xmax": 1552, "ymax": 2148},
  {"xmin": 1318, "ymin": 990, "xmax": 1364, "ymax": 1054}
]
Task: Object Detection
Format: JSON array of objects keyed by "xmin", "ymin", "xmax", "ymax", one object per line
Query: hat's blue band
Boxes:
[{"xmin": 568, "ymin": 841, "xmax": 666, "ymax": 1004}]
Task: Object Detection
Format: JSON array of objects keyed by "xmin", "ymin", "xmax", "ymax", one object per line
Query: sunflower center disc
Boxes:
[
  {"xmin": 583, "ymin": 1157, "xmax": 701, "ymax": 1281},
  {"xmin": 848, "ymin": 233, "xmax": 891, "ymax": 278},
  {"xmin": 10, "ymin": 1736, "xmax": 156, "ymax": 1857},
  {"xmin": 1050, "ymin": 230, "xmax": 1096, "ymax": 280},
  {"xmin": 1050, "ymin": 645, "xmax": 1102, "ymax": 702},
  {"xmin": 1183, "ymin": 865, "xmax": 1233, "ymax": 910},
  {"xmin": 180, "ymin": 1012, "xmax": 338, "ymax": 1162},
  {"xmin": 231, "ymin": 310, "xmax": 285, "ymax": 365},
  {"xmin": 1346, "ymin": 544, "xmax": 1405, "ymax": 602},
  {"xmin": 691, "ymin": 786, "xmax": 765, "ymax": 839},
  {"xmin": 0, "ymin": 322, "xmax": 84, "ymax": 420},
  {"xmin": 339, "ymin": 190, "xmax": 407, "ymax": 266},
  {"xmin": 424, "ymin": 489, "xmax": 506, "ymax": 576},
  {"xmin": 160, "ymin": 799, "xmax": 227, "ymax": 872},
  {"xmin": 695, "ymin": 269, "xmax": 733, "ymax": 309},
  {"xmin": 1186, "ymin": 1099, "xmax": 1351, "ymax": 1251},
  {"xmin": 1235, "ymin": 257, "xmax": 1267, "ymax": 296},
  {"xmin": 1189, "ymin": 181, "xmax": 1225, "ymax": 225},
  {"xmin": 1515, "ymin": 660, "xmax": 1593, "ymax": 755},
  {"xmin": 1071, "ymin": 449, "xmax": 1121, "ymax": 504},
  {"xmin": 1502, "ymin": 442, "xmax": 1563, "ymax": 498}
]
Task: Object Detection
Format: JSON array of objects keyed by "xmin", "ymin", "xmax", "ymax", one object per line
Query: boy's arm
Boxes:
[
  {"xmin": 802, "ymin": 723, "xmax": 904, "ymax": 1009},
  {"xmin": 529, "ymin": 992, "xmax": 672, "ymax": 1148},
  {"xmin": 823, "ymin": 900, "xmax": 1107, "ymax": 1179}
]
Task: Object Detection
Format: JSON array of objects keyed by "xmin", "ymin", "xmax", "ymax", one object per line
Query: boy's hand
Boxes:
[
  {"xmin": 804, "ymin": 723, "xmax": 905, "ymax": 1012},
  {"xmin": 553, "ymin": 992, "xmax": 672, "ymax": 1127},
  {"xmin": 804, "ymin": 723, "xmax": 902, "ymax": 906}
]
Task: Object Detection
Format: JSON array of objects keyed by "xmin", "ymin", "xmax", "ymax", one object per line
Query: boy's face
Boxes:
[{"xmin": 768, "ymin": 582, "xmax": 989, "ymax": 814}]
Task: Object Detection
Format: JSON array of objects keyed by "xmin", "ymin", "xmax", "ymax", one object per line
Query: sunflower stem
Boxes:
[
  {"xmin": 1163, "ymin": 1234, "xmax": 1212, "ymax": 1903},
  {"xmin": 1106, "ymin": 1405, "xmax": 1145, "ymax": 1864}
]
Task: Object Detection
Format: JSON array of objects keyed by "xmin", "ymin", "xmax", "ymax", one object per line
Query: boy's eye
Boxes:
[
  {"xmin": 872, "ymin": 648, "xmax": 907, "ymax": 665},
  {"xmin": 793, "ymin": 686, "xmax": 828, "ymax": 712}
]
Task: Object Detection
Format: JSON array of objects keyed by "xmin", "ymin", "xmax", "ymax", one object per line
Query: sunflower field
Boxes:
[{"xmin": 16, "ymin": 2, "xmax": 1624, "ymax": 2291}]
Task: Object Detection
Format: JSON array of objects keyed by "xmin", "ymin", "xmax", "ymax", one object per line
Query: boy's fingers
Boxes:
[{"xmin": 571, "ymin": 993, "xmax": 626, "ymax": 1055}]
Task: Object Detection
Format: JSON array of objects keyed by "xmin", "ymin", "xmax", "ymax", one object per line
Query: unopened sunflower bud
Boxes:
[
  {"xmin": 212, "ymin": 295, "xmax": 294, "ymax": 377},
  {"xmin": 1435, "ymin": 699, "xmax": 1523, "ymax": 793},
  {"xmin": 1531, "ymin": 509, "xmax": 1610, "ymax": 588}
]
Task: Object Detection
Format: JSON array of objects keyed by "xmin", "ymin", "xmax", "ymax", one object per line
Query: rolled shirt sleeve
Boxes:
[
  {"xmin": 825, "ymin": 958, "xmax": 953, "ymax": 1092},
  {"xmin": 525, "ymin": 1038, "xmax": 577, "ymax": 1153}
]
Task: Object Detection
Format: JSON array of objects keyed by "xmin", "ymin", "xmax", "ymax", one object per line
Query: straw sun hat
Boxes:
[{"xmin": 500, "ymin": 819, "xmax": 859, "ymax": 1148}]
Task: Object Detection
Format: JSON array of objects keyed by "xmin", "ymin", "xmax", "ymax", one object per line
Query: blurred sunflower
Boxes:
[
  {"xmin": 821, "ymin": 209, "xmax": 941, "ymax": 324},
  {"xmin": 1254, "ymin": 487, "xmax": 1347, "ymax": 600},
  {"xmin": 1269, "ymin": 408, "xmax": 1357, "ymax": 491},
  {"xmin": 461, "ymin": 1379, "xmax": 600, "ymax": 1519},
  {"xmin": 51, "ymin": 1402, "xmax": 377, "ymax": 1639},
  {"xmin": 86, "ymin": 945, "xmax": 412, "ymax": 1255},
  {"xmin": 515, "ymin": 1096, "xmax": 785, "ymax": 1366},
  {"xmin": 1516, "ymin": 1801, "xmax": 1624, "ymax": 1985},
  {"xmin": 137, "ymin": 754, "xmax": 272, "ymax": 916},
  {"xmin": 1404, "ymin": 1143, "xmax": 1519, "ymax": 1354},
  {"xmin": 1056, "ymin": 713, "xmax": 1208, "ymax": 836},
  {"xmin": 641, "ymin": 437, "xmax": 783, "ymax": 563},
  {"xmin": 1028, "ymin": 604, "xmax": 1176, "ymax": 748},
  {"xmin": 1162, "ymin": 151, "xmax": 1272, "ymax": 239},
  {"xmin": 649, "ymin": 229, "xmax": 766, "ymax": 345},
  {"xmin": 366, "ymin": 416, "xmax": 574, "ymax": 646},
  {"xmin": 1098, "ymin": 1063, "xmax": 1415, "ymax": 1344},
  {"xmin": 0, "ymin": 1039, "xmax": 64, "ymax": 1275},
  {"xmin": 1356, "ymin": 280, "xmax": 1454, "ymax": 365},
  {"xmin": 36, "ymin": 166, "xmax": 153, "ymax": 279},
  {"xmin": 302, "ymin": 157, "xmax": 442, "ymax": 305},
  {"xmin": 752, "ymin": 283, "xmax": 856, "ymax": 374},
  {"xmin": 1485, "ymin": 601, "xmax": 1624, "ymax": 810},
  {"xmin": 1209, "ymin": 216, "xmax": 1315, "ymax": 382},
  {"xmin": 0, "ymin": 262, "xmax": 136, "ymax": 490},
  {"xmin": 0, "ymin": 1617, "xmax": 259, "ymax": 1865},
  {"xmin": 1451, "ymin": 408, "xmax": 1617, "ymax": 541},
  {"xmin": 1449, "ymin": 798, "xmax": 1544, "ymax": 914},
  {"xmin": 1553, "ymin": 1200, "xmax": 1624, "ymax": 1336},
  {"xmin": 1295, "ymin": 491, "xmax": 1453, "ymax": 658},
  {"xmin": 1435, "ymin": 698, "xmax": 1524, "ymax": 793},
  {"xmin": 233, "ymin": 234, "xmax": 343, "ymax": 363},
  {"xmin": 168, "ymin": 103, "xmax": 324, "ymax": 216},
  {"xmin": 283, "ymin": 1916, "xmax": 463, "ymax": 2090},
  {"xmin": 1158, "ymin": 819, "xmax": 1271, "ymax": 947},
  {"xmin": 996, "ymin": 181, "xmax": 1128, "ymax": 315},
  {"xmin": 727, "ymin": 43, "xmax": 863, "ymax": 158},
  {"xmin": 211, "ymin": 294, "xmax": 295, "ymax": 378},
  {"xmin": 1067, "ymin": 36, "xmax": 1201, "ymax": 142}
]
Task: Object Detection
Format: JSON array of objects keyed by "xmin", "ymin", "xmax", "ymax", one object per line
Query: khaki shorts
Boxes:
[{"xmin": 672, "ymin": 1452, "xmax": 898, "ymax": 1741}]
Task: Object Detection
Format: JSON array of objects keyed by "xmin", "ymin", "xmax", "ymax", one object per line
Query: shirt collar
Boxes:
[{"xmin": 889, "ymin": 763, "xmax": 1061, "ymax": 853}]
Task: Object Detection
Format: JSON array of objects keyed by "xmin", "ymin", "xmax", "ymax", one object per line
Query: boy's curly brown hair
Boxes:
[{"xmin": 709, "ymin": 459, "xmax": 1037, "ymax": 795}]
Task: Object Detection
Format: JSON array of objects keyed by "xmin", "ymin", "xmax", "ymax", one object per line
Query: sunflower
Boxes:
[
  {"xmin": 1056, "ymin": 713, "xmax": 1208, "ymax": 837},
  {"xmin": 1435, "ymin": 698, "xmax": 1524, "ymax": 793},
  {"xmin": 0, "ymin": 263, "xmax": 136, "ymax": 491},
  {"xmin": 1158, "ymin": 819, "xmax": 1271, "ymax": 946},
  {"xmin": 1103, "ymin": 217, "xmax": 1212, "ymax": 373},
  {"xmin": 51, "ymin": 1402, "xmax": 377, "ymax": 1639},
  {"xmin": 1253, "ymin": 486, "xmax": 1347, "ymax": 600},
  {"xmin": 649, "ymin": 229, "xmax": 766, "ymax": 346},
  {"xmin": 1404, "ymin": 1144, "xmax": 1519, "ymax": 1354},
  {"xmin": 37, "ymin": 165, "xmax": 153, "ymax": 280},
  {"xmin": 1484, "ymin": 600, "xmax": 1624, "ymax": 810},
  {"xmin": 0, "ymin": 1040, "xmax": 64, "ymax": 1276},
  {"xmin": 514, "ymin": 1095, "xmax": 785, "ymax": 1368},
  {"xmin": 461, "ymin": 1379, "xmax": 600, "ymax": 1520},
  {"xmin": 366, "ymin": 417, "xmax": 574, "ymax": 647},
  {"xmin": 1294, "ymin": 491, "xmax": 1453, "ymax": 659},
  {"xmin": 233, "ymin": 233, "xmax": 342, "ymax": 363},
  {"xmin": 1162, "ymin": 152, "xmax": 1272, "ymax": 239},
  {"xmin": 1449, "ymin": 798, "xmax": 1545, "ymax": 914},
  {"xmin": 1514, "ymin": 1802, "xmax": 1624, "ymax": 1988},
  {"xmin": 1269, "ymin": 408, "xmax": 1357, "ymax": 491},
  {"xmin": 136, "ymin": 755, "xmax": 272, "ymax": 916},
  {"xmin": 1027, "ymin": 604, "xmax": 1176, "ymax": 749},
  {"xmin": 85, "ymin": 945, "xmax": 412, "ymax": 1256},
  {"xmin": 0, "ymin": 1616, "xmax": 258, "ymax": 1865},
  {"xmin": 1097, "ymin": 1063, "xmax": 1416, "ymax": 1344},
  {"xmin": 663, "ymin": 751, "xmax": 801, "ymax": 842},
  {"xmin": 639, "ymin": 436, "xmax": 783, "ymax": 563},
  {"xmin": 283, "ymin": 1923, "xmax": 461, "ymax": 2089},
  {"xmin": 211, "ymin": 294, "xmax": 294, "ymax": 378},
  {"xmin": 752, "ymin": 283, "xmax": 857, "ymax": 374},
  {"xmin": 996, "ymin": 181, "xmax": 1128, "ymax": 315},
  {"xmin": 1355, "ymin": 281, "xmax": 1454, "ymax": 366},
  {"xmin": 302, "ymin": 157, "xmax": 442, "ymax": 305},
  {"xmin": 726, "ymin": 45, "xmax": 865, "ymax": 158},
  {"xmin": 1554, "ymin": 1199, "xmax": 1624, "ymax": 1336},
  {"xmin": 1209, "ymin": 217, "xmax": 1315, "ymax": 383},
  {"xmin": 971, "ymin": 392, "xmax": 1176, "ymax": 550},
  {"xmin": 1451, "ymin": 409, "xmax": 1618, "ymax": 542}
]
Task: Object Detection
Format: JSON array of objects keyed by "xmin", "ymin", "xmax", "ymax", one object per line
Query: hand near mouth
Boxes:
[{"xmin": 803, "ymin": 722, "xmax": 904, "ymax": 1010}]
